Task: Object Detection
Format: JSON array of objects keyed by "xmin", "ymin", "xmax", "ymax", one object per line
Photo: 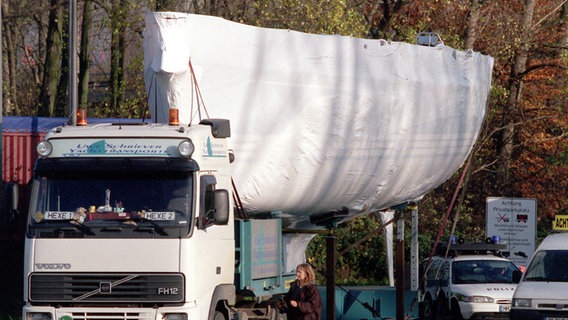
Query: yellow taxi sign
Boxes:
[{"xmin": 553, "ymin": 215, "xmax": 568, "ymax": 231}]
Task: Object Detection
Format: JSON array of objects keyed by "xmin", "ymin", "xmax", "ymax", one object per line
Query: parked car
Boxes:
[
  {"xmin": 420, "ymin": 242, "xmax": 521, "ymax": 320},
  {"xmin": 510, "ymin": 232, "xmax": 568, "ymax": 320}
]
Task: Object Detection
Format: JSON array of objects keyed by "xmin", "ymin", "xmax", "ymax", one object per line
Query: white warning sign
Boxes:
[{"xmin": 486, "ymin": 197, "xmax": 537, "ymax": 269}]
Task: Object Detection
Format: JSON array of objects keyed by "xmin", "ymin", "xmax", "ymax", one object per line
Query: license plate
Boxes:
[{"xmin": 499, "ymin": 305, "xmax": 511, "ymax": 312}]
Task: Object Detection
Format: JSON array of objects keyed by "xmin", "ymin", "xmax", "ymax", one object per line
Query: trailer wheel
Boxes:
[{"xmin": 270, "ymin": 306, "xmax": 286, "ymax": 320}]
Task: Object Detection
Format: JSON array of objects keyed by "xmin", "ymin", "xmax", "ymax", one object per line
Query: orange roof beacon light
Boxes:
[
  {"xmin": 169, "ymin": 108, "xmax": 180, "ymax": 126},
  {"xmin": 77, "ymin": 108, "xmax": 87, "ymax": 126}
]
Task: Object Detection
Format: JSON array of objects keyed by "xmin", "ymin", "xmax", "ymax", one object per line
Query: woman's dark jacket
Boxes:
[{"xmin": 281, "ymin": 280, "xmax": 322, "ymax": 320}]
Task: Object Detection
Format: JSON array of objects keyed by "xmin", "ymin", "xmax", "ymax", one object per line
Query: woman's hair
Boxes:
[{"xmin": 297, "ymin": 263, "xmax": 316, "ymax": 286}]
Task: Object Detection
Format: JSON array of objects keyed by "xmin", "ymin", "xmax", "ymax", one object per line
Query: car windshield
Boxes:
[
  {"xmin": 452, "ymin": 260, "xmax": 519, "ymax": 284},
  {"xmin": 27, "ymin": 169, "xmax": 193, "ymax": 239},
  {"xmin": 523, "ymin": 250, "xmax": 568, "ymax": 282}
]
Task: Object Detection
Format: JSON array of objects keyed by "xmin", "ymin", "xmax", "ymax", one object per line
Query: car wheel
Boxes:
[
  {"xmin": 421, "ymin": 296, "xmax": 435, "ymax": 320},
  {"xmin": 434, "ymin": 297, "xmax": 448, "ymax": 320},
  {"xmin": 451, "ymin": 300, "xmax": 464, "ymax": 320}
]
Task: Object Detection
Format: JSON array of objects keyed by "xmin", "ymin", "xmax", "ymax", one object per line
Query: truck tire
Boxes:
[{"xmin": 214, "ymin": 311, "xmax": 227, "ymax": 320}]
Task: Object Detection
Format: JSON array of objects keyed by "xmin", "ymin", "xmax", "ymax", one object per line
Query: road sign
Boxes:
[
  {"xmin": 553, "ymin": 215, "xmax": 568, "ymax": 231},
  {"xmin": 486, "ymin": 197, "xmax": 537, "ymax": 268}
]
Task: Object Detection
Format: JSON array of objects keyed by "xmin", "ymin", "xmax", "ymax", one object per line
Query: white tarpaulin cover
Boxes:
[{"xmin": 143, "ymin": 12, "xmax": 494, "ymax": 230}]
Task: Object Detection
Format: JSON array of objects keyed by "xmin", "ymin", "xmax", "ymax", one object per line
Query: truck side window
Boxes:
[{"xmin": 199, "ymin": 175, "xmax": 217, "ymax": 229}]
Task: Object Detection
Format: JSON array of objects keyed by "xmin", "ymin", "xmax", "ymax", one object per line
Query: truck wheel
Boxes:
[
  {"xmin": 214, "ymin": 311, "xmax": 227, "ymax": 320},
  {"xmin": 236, "ymin": 311, "xmax": 249, "ymax": 320}
]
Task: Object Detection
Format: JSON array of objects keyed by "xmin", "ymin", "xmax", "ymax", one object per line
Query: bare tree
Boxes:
[
  {"xmin": 2, "ymin": 0, "xmax": 20, "ymax": 114},
  {"xmin": 79, "ymin": 0, "xmax": 93, "ymax": 109},
  {"xmin": 497, "ymin": 0, "xmax": 535, "ymax": 178},
  {"xmin": 109, "ymin": 0, "xmax": 127, "ymax": 114},
  {"xmin": 464, "ymin": 0, "xmax": 483, "ymax": 50},
  {"xmin": 38, "ymin": 0, "xmax": 65, "ymax": 116}
]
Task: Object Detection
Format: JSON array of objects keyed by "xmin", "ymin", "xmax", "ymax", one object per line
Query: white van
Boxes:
[{"xmin": 510, "ymin": 232, "xmax": 568, "ymax": 320}]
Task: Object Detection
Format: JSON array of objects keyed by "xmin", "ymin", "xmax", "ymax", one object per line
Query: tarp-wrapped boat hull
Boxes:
[{"xmin": 143, "ymin": 12, "xmax": 493, "ymax": 229}]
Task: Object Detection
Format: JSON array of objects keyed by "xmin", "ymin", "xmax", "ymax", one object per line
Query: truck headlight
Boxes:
[
  {"xmin": 513, "ymin": 298, "xmax": 532, "ymax": 307},
  {"xmin": 178, "ymin": 140, "xmax": 194, "ymax": 157},
  {"xmin": 455, "ymin": 293, "xmax": 494, "ymax": 303},
  {"xmin": 27, "ymin": 313, "xmax": 53, "ymax": 320},
  {"xmin": 37, "ymin": 141, "xmax": 53, "ymax": 157}
]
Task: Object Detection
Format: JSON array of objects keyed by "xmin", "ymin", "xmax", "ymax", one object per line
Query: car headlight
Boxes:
[
  {"xmin": 513, "ymin": 298, "xmax": 532, "ymax": 307},
  {"xmin": 455, "ymin": 293, "xmax": 494, "ymax": 303}
]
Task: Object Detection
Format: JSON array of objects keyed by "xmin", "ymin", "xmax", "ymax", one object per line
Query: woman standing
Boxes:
[{"xmin": 280, "ymin": 263, "xmax": 322, "ymax": 320}]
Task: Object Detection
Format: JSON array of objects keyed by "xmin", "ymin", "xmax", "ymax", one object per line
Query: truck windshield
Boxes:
[
  {"xmin": 27, "ymin": 162, "xmax": 194, "ymax": 239},
  {"xmin": 523, "ymin": 250, "xmax": 568, "ymax": 282}
]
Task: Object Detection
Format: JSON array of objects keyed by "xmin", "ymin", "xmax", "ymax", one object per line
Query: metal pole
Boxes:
[
  {"xmin": 410, "ymin": 207, "xmax": 419, "ymax": 291},
  {"xmin": 68, "ymin": 0, "xmax": 77, "ymax": 125},
  {"xmin": 326, "ymin": 233, "xmax": 336, "ymax": 320},
  {"xmin": 1, "ymin": 0, "xmax": 4, "ymax": 203},
  {"xmin": 396, "ymin": 216, "xmax": 405, "ymax": 320}
]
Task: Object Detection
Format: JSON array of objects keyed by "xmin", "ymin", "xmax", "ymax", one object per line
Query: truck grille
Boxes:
[
  {"xmin": 66, "ymin": 311, "xmax": 154, "ymax": 320},
  {"xmin": 29, "ymin": 273, "xmax": 184, "ymax": 304}
]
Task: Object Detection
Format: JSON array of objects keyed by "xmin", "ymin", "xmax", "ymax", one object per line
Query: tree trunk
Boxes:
[
  {"xmin": 79, "ymin": 0, "xmax": 92, "ymax": 109},
  {"xmin": 464, "ymin": 0, "xmax": 482, "ymax": 50},
  {"xmin": 560, "ymin": 0, "xmax": 568, "ymax": 49},
  {"xmin": 55, "ymin": 11, "xmax": 69, "ymax": 117},
  {"xmin": 109, "ymin": 0, "xmax": 126, "ymax": 114},
  {"xmin": 38, "ymin": 0, "xmax": 64, "ymax": 117},
  {"xmin": 2, "ymin": 0, "xmax": 18, "ymax": 115},
  {"xmin": 497, "ymin": 0, "xmax": 535, "ymax": 178}
]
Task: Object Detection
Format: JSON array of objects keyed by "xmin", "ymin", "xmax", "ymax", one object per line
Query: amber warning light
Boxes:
[
  {"xmin": 169, "ymin": 109, "xmax": 180, "ymax": 126},
  {"xmin": 77, "ymin": 109, "xmax": 87, "ymax": 126}
]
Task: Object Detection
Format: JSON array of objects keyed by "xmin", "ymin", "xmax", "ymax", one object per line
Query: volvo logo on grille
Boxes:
[
  {"xmin": 100, "ymin": 282, "xmax": 112, "ymax": 294},
  {"xmin": 35, "ymin": 263, "xmax": 71, "ymax": 270}
]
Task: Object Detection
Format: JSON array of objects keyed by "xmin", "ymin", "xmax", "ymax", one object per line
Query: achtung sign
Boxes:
[
  {"xmin": 486, "ymin": 197, "xmax": 537, "ymax": 268},
  {"xmin": 553, "ymin": 215, "xmax": 568, "ymax": 231}
]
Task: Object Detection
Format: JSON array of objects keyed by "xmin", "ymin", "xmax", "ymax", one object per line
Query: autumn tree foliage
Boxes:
[{"xmin": 1, "ymin": 0, "xmax": 567, "ymax": 285}]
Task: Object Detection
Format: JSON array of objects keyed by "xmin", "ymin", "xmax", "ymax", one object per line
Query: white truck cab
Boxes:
[
  {"xmin": 510, "ymin": 232, "xmax": 568, "ymax": 320},
  {"xmin": 22, "ymin": 119, "xmax": 241, "ymax": 320},
  {"xmin": 420, "ymin": 242, "xmax": 520, "ymax": 320}
]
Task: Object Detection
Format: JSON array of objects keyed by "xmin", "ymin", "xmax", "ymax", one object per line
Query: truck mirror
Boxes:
[
  {"xmin": 199, "ymin": 189, "xmax": 230, "ymax": 229},
  {"xmin": 5, "ymin": 182, "xmax": 19, "ymax": 210},
  {"xmin": 212, "ymin": 189, "xmax": 229, "ymax": 225},
  {"xmin": 1, "ymin": 182, "xmax": 20, "ymax": 231}
]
